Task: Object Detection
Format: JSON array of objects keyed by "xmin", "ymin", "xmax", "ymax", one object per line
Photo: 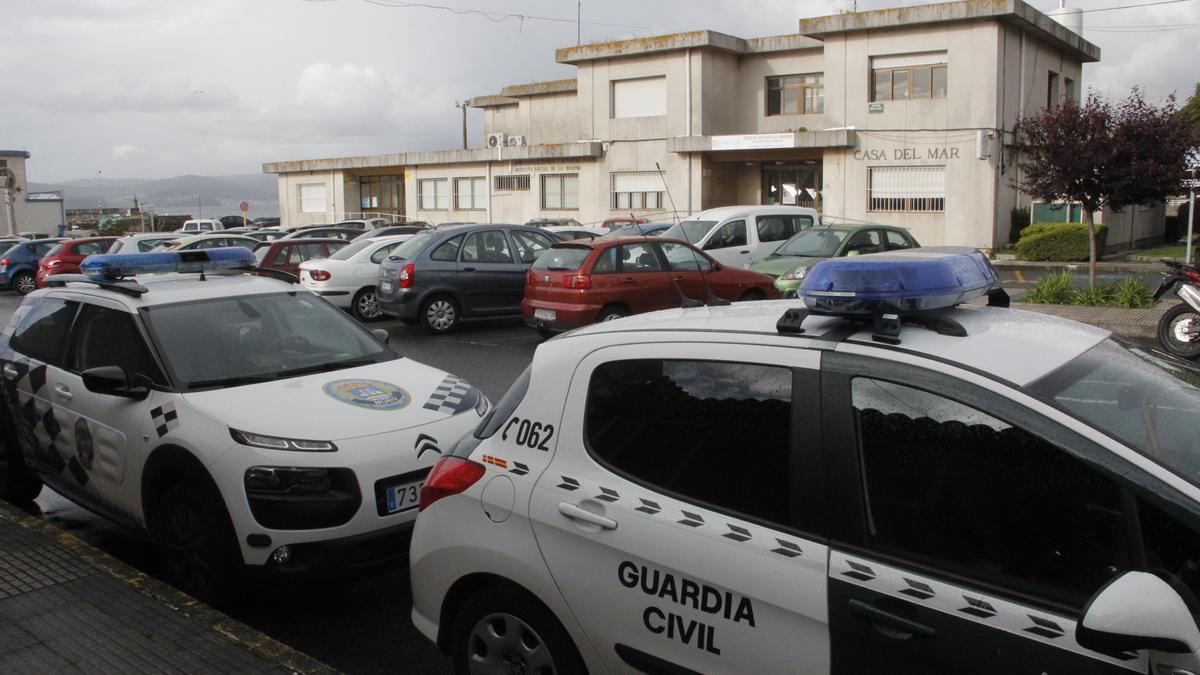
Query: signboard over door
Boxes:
[{"xmin": 712, "ymin": 133, "xmax": 795, "ymax": 151}]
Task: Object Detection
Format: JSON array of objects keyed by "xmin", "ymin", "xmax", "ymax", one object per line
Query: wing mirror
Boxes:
[
  {"xmin": 1077, "ymin": 571, "xmax": 1200, "ymax": 656},
  {"xmin": 81, "ymin": 366, "xmax": 150, "ymax": 401},
  {"xmin": 371, "ymin": 328, "xmax": 390, "ymax": 345}
]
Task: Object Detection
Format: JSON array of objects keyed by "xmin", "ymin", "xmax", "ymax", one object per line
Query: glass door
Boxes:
[{"xmin": 763, "ymin": 165, "xmax": 822, "ymax": 209}]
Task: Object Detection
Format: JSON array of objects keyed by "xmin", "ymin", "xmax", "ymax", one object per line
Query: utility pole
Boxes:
[
  {"xmin": 456, "ymin": 100, "xmax": 470, "ymax": 150},
  {"xmin": 577, "ymin": 0, "xmax": 581, "ymax": 45},
  {"xmin": 1187, "ymin": 165, "xmax": 1197, "ymax": 265}
]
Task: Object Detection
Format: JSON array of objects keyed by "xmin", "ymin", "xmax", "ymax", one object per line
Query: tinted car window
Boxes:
[
  {"xmin": 775, "ymin": 229, "xmax": 847, "ymax": 258},
  {"xmin": 884, "ymin": 230, "xmax": 913, "ymax": 250},
  {"xmin": 75, "ymin": 240, "xmax": 112, "ymax": 256},
  {"xmin": 659, "ymin": 242, "xmax": 712, "ymax": 272},
  {"xmin": 844, "ymin": 230, "xmax": 882, "ymax": 255},
  {"xmin": 532, "ymin": 246, "xmax": 590, "ymax": 272},
  {"xmin": 33, "ymin": 241, "xmax": 60, "ymax": 256},
  {"xmin": 756, "ymin": 216, "xmax": 797, "ymax": 243},
  {"xmin": 705, "ymin": 220, "xmax": 747, "ymax": 249},
  {"xmin": 619, "ymin": 243, "xmax": 662, "ymax": 272},
  {"xmin": 591, "ymin": 247, "xmax": 617, "ymax": 273},
  {"xmin": 587, "ymin": 359, "xmax": 793, "ymax": 526},
  {"xmin": 512, "ymin": 230, "xmax": 554, "ymax": 264},
  {"xmin": 462, "ymin": 231, "xmax": 513, "ymax": 264},
  {"xmin": 71, "ymin": 305, "xmax": 165, "ymax": 385},
  {"xmin": 10, "ymin": 298, "xmax": 77, "ymax": 366},
  {"xmin": 431, "ymin": 235, "xmax": 464, "ymax": 262},
  {"xmin": 369, "ymin": 241, "xmax": 406, "ymax": 264}
]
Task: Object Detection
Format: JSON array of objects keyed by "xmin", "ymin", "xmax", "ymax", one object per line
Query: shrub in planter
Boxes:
[{"xmin": 1016, "ymin": 222, "xmax": 1109, "ymax": 262}]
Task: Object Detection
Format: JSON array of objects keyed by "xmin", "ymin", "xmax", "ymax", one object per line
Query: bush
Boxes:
[
  {"xmin": 1009, "ymin": 207, "xmax": 1031, "ymax": 245},
  {"xmin": 1024, "ymin": 270, "xmax": 1074, "ymax": 304},
  {"xmin": 1023, "ymin": 272, "xmax": 1155, "ymax": 308},
  {"xmin": 1016, "ymin": 222, "xmax": 1109, "ymax": 262}
]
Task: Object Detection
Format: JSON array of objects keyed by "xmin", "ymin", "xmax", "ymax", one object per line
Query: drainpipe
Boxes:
[{"xmin": 686, "ymin": 48, "xmax": 693, "ymax": 216}]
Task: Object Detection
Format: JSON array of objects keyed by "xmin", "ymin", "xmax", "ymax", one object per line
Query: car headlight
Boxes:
[
  {"xmin": 780, "ymin": 265, "xmax": 811, "ymax": 281},
  {"xmin": 230, "ymin": 429, "xmax": 337, "ymax": 452}
]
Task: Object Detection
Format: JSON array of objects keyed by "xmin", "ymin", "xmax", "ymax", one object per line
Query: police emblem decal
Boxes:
[{"xmin": 323, "ymin": 379, "xmax": 411, "ymax": 411}]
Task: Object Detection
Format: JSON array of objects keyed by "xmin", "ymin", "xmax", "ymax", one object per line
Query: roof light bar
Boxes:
[
  {"xmin": 797, "ymin": 247, "xmax": 997, "ymax": 316},
  {"xmin": 80, "ymin": 248, "xmax": 257, "ymax": 281}
]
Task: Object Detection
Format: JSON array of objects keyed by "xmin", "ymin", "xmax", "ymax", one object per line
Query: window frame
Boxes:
[
  {"xmin": 871, "ymin": 64, "xmax": 947, "ymax": 102},
  {"xmin": 867, "ymin": 166, "xmax": 945, "ymax": 213},
  {"xmin": 766, "ymin": 73, "xmax": 825, "ymax": 116},
  {"xmin": 454, "ymin": 176, "xmax": 487, "ymax": 211},
  {"xmin": 417, "ymin": 178, "xmax": 450, "ymax": 211},
  {"xmin": 540, "ymin": 173, "xmax": 579, "ymax": 211}
]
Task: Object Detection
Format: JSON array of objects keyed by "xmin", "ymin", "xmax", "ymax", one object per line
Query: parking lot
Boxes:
[{"xmin": 0, "ymin": 289, "xmax": 538, "ymax": 673}]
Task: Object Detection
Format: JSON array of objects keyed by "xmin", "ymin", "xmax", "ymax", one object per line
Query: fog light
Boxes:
[{"xmin": 271, "ymin": 545, "xmax": 292, "ymax": 565}]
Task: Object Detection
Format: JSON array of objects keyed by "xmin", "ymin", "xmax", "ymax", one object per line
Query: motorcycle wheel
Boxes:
[{"xmin": 1157, "ymin": 303, "xmax": 1200, "ymax": 359}]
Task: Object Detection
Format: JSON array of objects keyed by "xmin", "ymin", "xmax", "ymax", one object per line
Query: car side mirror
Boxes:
[
  {"xmin": 81, "ymin": 366, "xmax": 149, "ymax": 401},
  {"xmin": 371, "ymin": 328, "xmax": 390, "ymax": 344},
  {"xmin": 1077, "ymin": 571, "xmax": 1200, "ymax": 656}
]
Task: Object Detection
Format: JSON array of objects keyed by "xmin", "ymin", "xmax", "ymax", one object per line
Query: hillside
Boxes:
[{"xmin": 29, "ymin": 173, "xmax": 279, "ymax": 217}]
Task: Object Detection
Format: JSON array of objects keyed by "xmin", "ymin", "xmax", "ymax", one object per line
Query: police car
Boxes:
[
  {"xmin": 0, "ymin": 249, "xmax": 487, "ymax": 603},
  {"xmin": 410, "ymin": 247, "xmax": 1200, "ymax": 675}
]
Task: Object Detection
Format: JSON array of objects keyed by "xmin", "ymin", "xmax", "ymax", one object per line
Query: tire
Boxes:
[
  {"xmin": 352, "ymin": 286, "xmax": 383, "ymax": 322},
  {"xmin": 1157, "ymin": 303, "xmax": 1200, "ymax": 359},
  {"xmin": 739, "ymin": 289, "xmax": 766, "ymax": 302},
  {"xmin": 421, "ymin": 295, "xmax": 460, "ymax": 334},
  {"xmin": 596, "ymin": 305, "xmax": 628, "ymax": 323},
  {"xmin": 452, "ymin": 585, "xmax": 586, "ymax": 675},
  {"xmin": 153, "ymin": 481, "xmax": 235, "ymax": 606},
  {"xmin": 0, "ymin": 434, "xmax": 42, "ymax": 503},
  {"xmin": 12, "ymin": 272, "xmax": 35, "ymax": 296}
]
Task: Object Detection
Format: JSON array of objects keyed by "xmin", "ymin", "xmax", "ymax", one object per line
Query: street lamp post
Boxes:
[{"xmin": 455, "ymin": 100, "xmax": 470, "ymax": 150}]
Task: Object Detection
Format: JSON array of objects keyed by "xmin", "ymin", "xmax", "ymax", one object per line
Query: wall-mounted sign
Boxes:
[
  {"xmin": 515, "ymin": 163, "xmax": 582, "ymax": 172},
  {"xmin": 711, "ymin": 133, "xmax": 795, "ymax": 151},
  {"xmin": 853, "ymin": 147, "xmax": 961, "ymax": 161},
  {"xmin": 869, "ymin": 103, "xmax": 885, "ymax": 113}
]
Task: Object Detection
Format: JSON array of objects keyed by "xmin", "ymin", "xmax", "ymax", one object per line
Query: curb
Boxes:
[
  {"xmin": 0, "ymin": 498, "xmax": 337, "ymax": 675},
  {"xmin": 991, "ymin": 259, "xmax": 1163, "ymax": 274}
]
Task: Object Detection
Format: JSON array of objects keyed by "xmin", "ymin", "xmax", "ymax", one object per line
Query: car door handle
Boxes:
[
  {"xmin": 739, "ymin": 249, "xmax": 750, "ymax": 254},
  {"xmin": 53, "ymin": 383, "xmax": 73, "ymax": 402},
  {"xmin": 848, "ymin": 599, "xmax": 936, "ymax": 640},
  {"xmin": 2, "ymin": 364, "xmax": 18, "ymax": 381},
  {"xmin": 463, "ymin": 267, "xmax": 476, "ymax": 272},
  {"xmin": 558, "ymin": 502, "xmax": 618, "ymax": 530},
  {"xmin": 621, "ymin": 278, "xmax": 636, "ymax": 285}
]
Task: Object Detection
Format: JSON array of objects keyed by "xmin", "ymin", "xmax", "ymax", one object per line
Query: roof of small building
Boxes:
[{"xmin": 0, "ymin": 150, "xmax": 31, "ymax": 158}]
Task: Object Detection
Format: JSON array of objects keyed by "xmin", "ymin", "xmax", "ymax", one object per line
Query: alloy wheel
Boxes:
[{"xmin": 357, "ymin": 290, "xmax": 381, "ymax": 320}]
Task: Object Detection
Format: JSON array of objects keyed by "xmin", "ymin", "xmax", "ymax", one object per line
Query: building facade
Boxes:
[
  {"xmin": 265, "ymin": 0, "xmax": 1113, "ymax": 252},
  {"xmin": 0, "ymin": 151, "xmax": 65, "ymax": 237}
]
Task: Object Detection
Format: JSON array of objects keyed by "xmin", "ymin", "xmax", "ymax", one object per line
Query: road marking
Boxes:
[{"xmin": 1015, "ymin": 270, "xmax": 1025, "ymax": 283}]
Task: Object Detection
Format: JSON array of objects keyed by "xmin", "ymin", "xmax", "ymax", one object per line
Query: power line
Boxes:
[
  {"xmin": 1080, "ymin": 0, "xmax": 1195, "ymax": 13},
  {"xmin": 1087, "ymin": 22, "xmax": 1200, "ymax": 31},
  {"xmin": 301, "ymin": 0, "xmax": 651, "ymax": 30}
]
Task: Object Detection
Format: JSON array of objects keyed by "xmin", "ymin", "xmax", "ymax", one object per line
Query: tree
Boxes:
[
  {"xmin": 1014, "ymin": 88, "xmax": 1193, "ymax": 286},
  {"xmin": 1180, "ymin": 82, "xmax": 1200, "ymax": 143}
]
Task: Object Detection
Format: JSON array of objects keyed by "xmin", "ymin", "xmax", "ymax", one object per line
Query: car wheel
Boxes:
[
  {"xmin": 12, "ymin": 272, "xmax": 35, "ymax": 296},
  {"xmin": 399, "ymin": 318, "xmax": 418, "ymax": 326},
  {"xmin": 153, "ymin": 481, "xmax": 234, "ymax": 606},
  {"xmin": 0, "ymin": 431, "xmax": 42, "ymax": 503},
  {"xmin": 1157, "ymin": 303, "xmax": 1200, "ymax": 359},
  {"xmin": 452, "ymin": 585, "xmax": 585, "ymax": 675},
  {"xmin": 421, "ymin": 295, "xmax": 460, "ymax": 334},
  {"xmin": 596, "ymin": 305, "xmax": 628, "ymax": 323},
  {"xmin": 739, "ymin": 289, "xmax": 766, "ymax": 302},
  {"xmin": 352, "ymin": 287, "xmax": 383, "ymax": 322}
]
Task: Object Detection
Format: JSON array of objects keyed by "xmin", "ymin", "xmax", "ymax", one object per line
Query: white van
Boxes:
[
  {"xmin": 662, "ymin": 205, "xmax": 820, "ymax": 268},
  {"xmin": 177, "ymin": 218, "xmax": 224, "ymax": 234}
]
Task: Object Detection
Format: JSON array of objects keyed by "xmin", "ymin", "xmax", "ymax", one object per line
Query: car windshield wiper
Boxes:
[
  {"xmin": 545, "ymin": 266, "xmax": 573, "ymax": 271},
  {"xmin": 187, "ymin": 374, "xmax": 277, "ymax": 390},
  {"xmin": 275, "ymin": 357, "xmax": 378, "ymax": 379}
]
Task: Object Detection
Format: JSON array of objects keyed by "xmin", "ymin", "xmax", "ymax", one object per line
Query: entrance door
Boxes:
[{"xmin": 764, "ymin": 166, "xmax": 822, "ymax": 209}]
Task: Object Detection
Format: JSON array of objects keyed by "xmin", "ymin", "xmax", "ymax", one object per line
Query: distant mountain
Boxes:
[{"xmin": 29, "ymin": 173, "xmax": 279, "ymax": 217}]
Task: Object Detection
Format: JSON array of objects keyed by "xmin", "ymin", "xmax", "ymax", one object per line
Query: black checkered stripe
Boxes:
[
  {"xmin": 1, "ymin": 357, "xmax": 89, "ymax": 487},
  {"xmin": 554, "ymin": 473, "xmax": 816, "ymax": 563},
  {"xmin": 423, "ymin": 375, "xmax": 474, "ymax": 415},
  {"xmin": 150, "ymin": 402, "xmax": 180, "ymax": 438},
  {"xmin": 829, "ymin": 551, "xmax": 1145, "ymax": 671}
]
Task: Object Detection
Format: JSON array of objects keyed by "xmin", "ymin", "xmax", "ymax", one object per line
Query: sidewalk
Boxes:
[
  {"xmin": 991, "ymin": 258, "xmax": 1164, "ymax": 275},
  {"xmin": 0, "ymin": 499, "xmax": 334, "ymax": 674},
  {"xmin": 1012, "ymin": 301, "xmax": 1171, "ymax": 341}
]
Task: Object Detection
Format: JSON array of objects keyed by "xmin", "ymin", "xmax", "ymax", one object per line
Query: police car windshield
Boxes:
[
  {"xmin": 1029, "ymin": 338, "xmax": 1200, "ymax": 488},
  {"xmin": 662, "ymin": 220, "xmax": 716, "ymax": 244},
  {"xmin": 143, "ymin": 292, "xmax": 394, "ymax": 391},
  {"xmin": 774, "ymin": 228, "xmax": 848, "ymax": 258}
]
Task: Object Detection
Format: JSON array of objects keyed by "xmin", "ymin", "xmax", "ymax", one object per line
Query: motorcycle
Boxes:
[{"xmin": 1153, "ymin": 258, "xmax": 1200, "ymax": 359}]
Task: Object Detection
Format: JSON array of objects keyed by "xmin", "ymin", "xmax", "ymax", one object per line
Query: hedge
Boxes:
[{"xmin": 1016, "ymin": 222, "xmax": 1109, "ymax": 262}]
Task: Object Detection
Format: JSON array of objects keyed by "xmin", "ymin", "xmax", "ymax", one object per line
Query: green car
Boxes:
[{"xmin": 749, "ymin": 224, "xmax": 920, "ymax": 296}]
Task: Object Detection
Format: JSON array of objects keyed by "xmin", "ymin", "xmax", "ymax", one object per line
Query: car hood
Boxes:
[
  {"xmin": 182, "ymin": 359, "xmax": 483, "ymax": 441},
  {"xmin": 749, "ymin": 255, "xmax": 823, "ymax": 277}
]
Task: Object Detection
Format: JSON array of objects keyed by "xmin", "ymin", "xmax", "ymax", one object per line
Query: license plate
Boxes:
[
  {"xmin": 379, "ymin": 280, "xmax": 393, "ymax": 293},
  {"xmin": 534, "ymin": 308, "xmax": 556, "ymax": 321},
  {"xmin": 385, "ymin": 480, "xmax": 422, "ymax": 514}
]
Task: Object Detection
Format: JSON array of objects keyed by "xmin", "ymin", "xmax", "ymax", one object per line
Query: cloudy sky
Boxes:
[{"xmin": 3, "ymin": 0, "xmax": 1197, "ymax": 182}]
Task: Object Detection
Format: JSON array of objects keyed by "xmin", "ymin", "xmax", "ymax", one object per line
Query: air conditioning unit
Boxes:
[
  {"xmin": 507, "ymin": 135, "xmax": 527, "ymax": 147},
  {"xmin": 487, "ymin": 133, "xmax": 507, "ymax": 148}
]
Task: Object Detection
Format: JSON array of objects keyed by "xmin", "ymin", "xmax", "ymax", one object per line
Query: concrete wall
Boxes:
[
  {"xmin": 277, "ymin": 170, "xmax": 344, "ymax": 227},
  {"xmin": 482, "ymin": 93, "xmax": 579, "ymax": 145},
  {"xmin": 1, "ymin": 154, "xmax": 64, "ymax": 236},
  {"xmin": 728, "ymin": 48, "xmax": 826, "ymax": 135}
]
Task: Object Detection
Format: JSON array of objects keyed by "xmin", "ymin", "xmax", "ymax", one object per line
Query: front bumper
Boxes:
[
  {"xmin": 242, "ymin": 518, "xmax": 416, "ymax": 579},
  {"xmin": 773, "ymin": 278, "xmax": 801, "ymax": 296}
]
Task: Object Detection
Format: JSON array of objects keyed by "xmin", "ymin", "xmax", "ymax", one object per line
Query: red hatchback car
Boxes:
[
  {"xmin": 523, "ymin": 237, "xmax": 779, "ymax": 335},
  {"xmin": 253, "ymin": 238, "xmax": 348, "ymax": 279},
  {"xmin": 35, "ymin": 237, "xmax": 118, "ymax": 288}
]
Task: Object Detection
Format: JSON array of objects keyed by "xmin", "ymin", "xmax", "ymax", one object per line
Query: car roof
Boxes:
[
  {"xmin": 38, "ymin": 273, "xmax": 298, "ymax": 309},
  {"xmin": 689, "ymin": 205, "xmax": 819, "ymax": 221},
  {"xmin": 561, "ymin": 300, "xmax": 1109, "ymax": 388}
]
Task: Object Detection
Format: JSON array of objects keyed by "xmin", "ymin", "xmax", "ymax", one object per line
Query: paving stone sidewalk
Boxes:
[
  {"xmin": 1012, "ymin": 301, "xmax": 1171, "ymax": 341},
  {"xmin": 0, "ymin": 499, "xmax": 334, "ymax": 674}
]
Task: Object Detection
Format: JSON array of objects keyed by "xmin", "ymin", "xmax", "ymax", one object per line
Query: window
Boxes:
[
  {"xmin": 843, "ymin": 230, "xmax": 882, "ymax": 255},
  {"xmin": 511, "ymin": 230, "xmax": 555, "ymax": 264},
  {"xmin": 10, "ymin": 298, "xmax": 77, "ymax": 366},
  {"xmin": 659, "ymin": 242, "xmax": 711, "ymax": 272},
  {"xmin": 591, "ymin": 247, "xmax": 617, "ymax": 273},
  {"xmin": 494, "ymin": 174, "xmax": 530, "ymax": 191},
  {"xmin": 586, "ymin": 359, "xmax": 793, "ymax": 525},
  {"xmin": 611, "ymin": 76, "xmax": 666, "ymax": 118},
  {"xmin": 611, "ymin": 172, "xmax": 664, "ymax": 211},
  {"xmin": 368, "ymin": 241, "xmax": 405, "ymax": 264},
  {"xmin": 298, "ymin": 184, "xmax": 326, "ymax": 214},
  {"xmin": 461, "ymin": 230, "xmax": 513, "ymax": 264},
  {"xmin": 430, "ymin": 235, "xmax": 464, "ymax": 262},
  {"xmin": 271, "ymin": 245, "xmax": 294, "ymax": 267},
  {"xmin": 74, "ymin": 241, "xmax": 112, "ymax": 256},
  {"xmin": 618, "ymin": 243, "xmax": 661, "ymax": 272},
  {"xmin": 853, "ymin": 378, "xmax": 1129, "ymax": 609},
  {"xmin": 0, "ymin": 160, "xmax": 6, "ymax": 168},
  {"xmin": 884, "ymin": 230, "xmax": 914, "ymax": 250},
  {"xmin": 1064, "ymin": 77, "xmax": 1076, "ymax": 103},
  {"xmin": 703, "ymin": 220, "xmax": 747, "ymax": 250},
  {"xmin": 454, "ymin": 177, "xmax": 487, "ymax": 210},
  {"xmin": 756, "ymin": 215, "xmax": 811, "ymax": 244},
  {"xmin": 533, "ymin": 245, "xmax": 591, "ymax": 272},
  {"xmin": 71, "ymin": 305, "xmax": 164, "ymax": 385},
  {"xmin": 1048, "ymin": 71, "xmax": 1060, "ymax": 107},
  {"xmin": 767, "ymin": 74, "xmax": 824, "ymax": 115},
  {"xmin": 418, "ymin": 178, "xmax": 449, "ymax": 210},
  {"xmin": 540, "ymin": 174, "xmax": 578, "ymax": 210},
  {"xmin": 868, "ymin": 166, "xmax": 945, "ymax": 212},
  {"xmin": 358, "ymin": 175, "xmax": 403, "ymax": 211},
  {"xmin": 871, "ymin": 54, "xmax": 947, "ymax": 101}
]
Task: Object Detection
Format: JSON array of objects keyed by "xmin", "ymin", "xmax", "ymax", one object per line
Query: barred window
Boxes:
[
  {"xmin": 495, "ymin": 174, "xmax": 530, "ymax": 191},
  {"xmin": 612, "ymin": 172, "xmax": 663, "ymax": 211},
  {"xmin": 454, "ymin": 177, "xmax": 486, "ymax": 210},
  {"xmin": 868, "ymin": 166, "xmax": 945, "ymax": 213},
  {"xmin": 418, "ymin": 178, "xmax": 449, "ymax": 210},
  {"xmin": 541, "ymin": 174, "xmax": 579, "ymax": 210}
]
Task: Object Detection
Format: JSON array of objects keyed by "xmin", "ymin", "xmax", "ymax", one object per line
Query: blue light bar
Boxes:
[
  {"xmin": 797, "ymin": 247, "xmax": 997, "ymax": 315},
  {"xmin": 80, "ymin": 248, "xmax": 257, "ymax": 281}
]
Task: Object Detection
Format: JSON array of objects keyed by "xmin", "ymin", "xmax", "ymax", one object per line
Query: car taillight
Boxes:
[
  {"xmin": 563, "ymin": 274, "xmax": 591, "ymax": 289},
  {"xmin": 398, "ymin": 262, "xmax": 415, "ymax": 289},
  {"xmin": 526, "ymin": 269, "xmax": 537, "ymax": 285},
  {"xmin": 418, "ymin": 456, "xmax": 485, "ymax": 511},
  {"xmin": 309, "ymin": 269, "xmax": 331, "ymax": 281},
  {"xmin": 1187, "ymin": 270, "xmax": 1200, "ymax": 283},
  {"xmin": 0, "ymin": 258, "xmax": 8, "ymax": 267}
]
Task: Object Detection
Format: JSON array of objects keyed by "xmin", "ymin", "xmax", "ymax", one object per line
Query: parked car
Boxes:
[
  {"xmin": 251, "ymin": 216, "xmax": 280, "ymax": 228},
  {"xmin": 527, "ymin": 217, "xmax": 584, "ymax": 229},
  {"xmin": 0, "ymin": 237, "xmax": 30, "ymax": 251},
  {"xmin": 601, "ymin": 215, "xmax": 649, "ymax": 231},
  {"xmin": 240, "ymin": 229, "xmax": 287, "ymax": 243},
  {"xmin": 543, "ymin": 225, "xmax": 607, "ymax": 241},
  {"xmin": 337, "ymin": 218, "xmax": 389, "ymax": 231},
  {"xmin": 353, "ymin": 225, "xmax": 434, "ymax": 241},
  {"xmin": 0, "ymin": 238, "xmax": 65, "ymax": 294},
  {"xmin": 156, "ymin": 234, "xmax": 260, "ymax": 252},
  {"xmin": 253, "ymin": 238, "xmax": 349, "ymax": 280},
  {"xmin": 108, "ymin": 232, "xmax": 184, "ymax": 254},
  {"xmin": 523, "ymin": 237, "xmax": 778, "ymax": 336},
  {"xmin": 661, "ymin": 205, "xmax": 820, "ymax": 268},
  {"xmin": 298, "ymin": 235, "xmax": 414, "ymax": 322},
  {"xmin": 17, "ymin": 232, "xmax": 51, "ymax": 240},
  {"xmin": 217, "ymin": 215, "xmax": 251, "ymax": 229},
  {"xmin": 176, "ymin": 219, "xmax": 225, "ymax": 234},
  {"xmin": 749, "ymin": 224, "xmax": 919, "ymax": 296},
  {"xmin": 598, "ymin": 222, "xmax": 672, "ymax": 239},
  {"xmin": 376, "ymin": 224, "xmax": 559, "ymax": 333},
  {"xmin": 280, "ymin": 226, "xmax": 361, "ymax": 241},
  {"xmin": 35, "ymin": 236, "xmax": 118, "ymax": 288}
]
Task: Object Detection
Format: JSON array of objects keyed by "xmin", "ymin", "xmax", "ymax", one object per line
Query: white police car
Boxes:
[
  {"xmin": 0, "ymin": 249, "xmax": 487, "ymax": 603},
  {"xmin": 410, "ymin": 247, "xmax": 1200, "ymax": 675}
]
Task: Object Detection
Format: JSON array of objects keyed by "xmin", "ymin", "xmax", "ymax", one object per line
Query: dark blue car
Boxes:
[{"xmin": 0, "ymin": 239, "xmax": 64, "ymax": 295}]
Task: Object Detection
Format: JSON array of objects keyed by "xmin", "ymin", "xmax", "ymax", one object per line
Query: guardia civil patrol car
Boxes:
[
  {"xmin": 411, "ymin": 247, "xmax": 1200, "ymax": 675},
  {"xmin": 0, "ymin": 249, "xmax": 487, "ymax": 603}
]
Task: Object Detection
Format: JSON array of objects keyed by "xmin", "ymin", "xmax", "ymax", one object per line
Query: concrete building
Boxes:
[
  {"xmin": 0, "ymin": 151, "xmax": 65, "ymax": 237},
  {"xmin": 265, "ymin": 0, "xmax": 1125, "ymax": 252}
]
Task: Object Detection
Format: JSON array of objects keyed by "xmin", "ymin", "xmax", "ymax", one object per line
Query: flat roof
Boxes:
[
  {"xmin": 470, "ymin": 79, "xmax": 578, "ymax": 109},
  {"xmin": 263, "ymin": 142, "xmax": 604, "ymax": 174},
  {"xmin": 0, "ymin": 150, "xmax": 30, "ymax": 158}
]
